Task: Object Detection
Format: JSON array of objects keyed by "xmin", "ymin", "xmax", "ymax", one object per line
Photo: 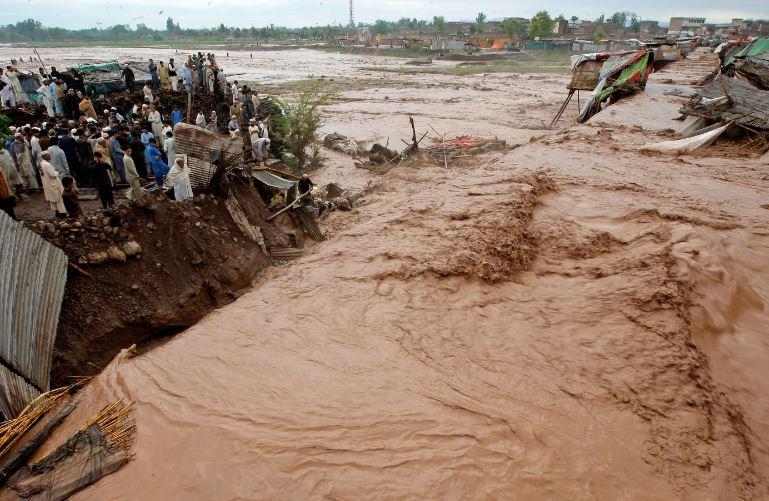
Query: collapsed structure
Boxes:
[
  {"xmin": 645, "ymin": 38, "xmax": 769, "ymax": 154},
  {"xmin": 551, "ymin": 49, "xmax": 655, "ymax": 126}
]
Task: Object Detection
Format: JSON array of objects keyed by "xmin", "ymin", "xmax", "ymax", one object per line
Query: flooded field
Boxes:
[{"xmin": 16, "ymin": 47, "xmax": 769, "ymax": 498}]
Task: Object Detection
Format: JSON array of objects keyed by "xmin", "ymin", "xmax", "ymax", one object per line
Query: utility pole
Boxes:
[{"xmin": 349, "ymin": 0, "xmax": 354, "ymax": 28}]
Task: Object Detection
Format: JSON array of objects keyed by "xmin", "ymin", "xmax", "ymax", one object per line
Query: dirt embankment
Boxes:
[{"xmin": 45, "ymin": 179, "xmax": 289, "ymax": 387}]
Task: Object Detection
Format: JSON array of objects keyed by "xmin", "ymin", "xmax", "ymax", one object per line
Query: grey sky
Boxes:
[{"xmin": 2, "ymin": 0, "xmax": 768, "ymax": 29}]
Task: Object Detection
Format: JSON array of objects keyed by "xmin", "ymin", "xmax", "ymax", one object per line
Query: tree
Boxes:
[
  {"xmin": 372, "ymin": 20, "xmax": 390, "ymax": 35},
  {"xmin": 166, "ymin": 17, "xmax": 175, "ymax": 32},
  {"xmin": 501, "ymin": 19, "xmax": 524, "ymax": 39},
  {"xmin": 595, "ymin": 14, "xmax": 605, "ymax": 24},
  {"xmin": 433, "ymin": 16, "xmax": 446, "ymax": 34},
  {"xmin": 274, "ymin": 86, "xmax": 336, "ymax": 170},
  {"xmin": 594, "ymin": 27, "xmax": 606, "ymax": 42},
  {"xmin": 528, "ymin": 10, "xmax": 554, "ymax": 38},
  {"xmin": 475, "ymin": 12, "xmax": 486, "ymax": 33},
  {"xmin": 610, "ymin": 12, "xmax": 627, "ymax": 27},
  {"xmin": 570, "ymin": 16, "xmax": 579, "ymax": 29}
]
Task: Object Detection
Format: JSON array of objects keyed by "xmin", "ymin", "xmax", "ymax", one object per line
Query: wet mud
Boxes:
[{"xmin": 22, "ymin": 48, "xmax": 769, "ymax": 499}]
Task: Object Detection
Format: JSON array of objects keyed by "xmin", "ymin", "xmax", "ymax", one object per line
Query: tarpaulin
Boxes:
[
  {"xmin": 67, "ymin": 62, "xmax": 120, "ymax": 73},
  {"xmin": 595, "ymin": 53, "xmax": 651, "ymax": 101},
  {"xmin": 725, "ymin": 38, "xmax": 769, "ymax": 70}
]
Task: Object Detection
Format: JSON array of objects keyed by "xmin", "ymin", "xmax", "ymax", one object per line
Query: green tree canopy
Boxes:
[
  {"xmin": 501, "ymin": 19, "xmax": 525, "ymax": 39},
  {"xmin": 528, "ymin": 10, "xmax": 554, "ymax": 38},
  {"xmin": 475, "ymin": 12, "xmax": 486, "ymax": 33},
  {"xmin": 433, "ymin": 16, "xmax": 446, "ymax": 34}
]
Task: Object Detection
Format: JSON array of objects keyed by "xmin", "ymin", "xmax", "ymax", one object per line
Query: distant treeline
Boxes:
[{"xmin": 0, "ymin": 17, "xmax": 385, "ymax": 43}]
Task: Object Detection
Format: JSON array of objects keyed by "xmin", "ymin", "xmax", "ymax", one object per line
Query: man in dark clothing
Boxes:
[
  {"xmin": 58, "ymin": 129, "xmax": 82, "ymax": 182},
  {"xmin": 130, "ymin": 134, "xmax": 148, "ymax": 179},
  {"xmin": 74, "ymin": 128, "xmax": 93, "ymax": 186},
  {"xmin": 61, "ymin": 176, "xmax": 82, "ymax": 218},
  {"xmin": 148, "ymin": 59, "xmax": 159, "ymax": 91},
  {"xmin": 122, "ymin": 66, "xmax": 135, "ymax": 91},
  {"xmin": 91, "ymin": 152, "xmax": 114, "ymax": 209},
  {"xmin": 298, "ymin": 173, "xmax": 314, "ymax": 195}
]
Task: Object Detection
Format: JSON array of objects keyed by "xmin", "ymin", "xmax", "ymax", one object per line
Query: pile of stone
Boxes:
[{"xmin": 29, "ymin": 215, "xmax": 142, "ymax": 266}]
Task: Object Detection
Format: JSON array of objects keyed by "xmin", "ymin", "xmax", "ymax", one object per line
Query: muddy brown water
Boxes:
[{"xmin": 24, "ymin": 48, "xmax": 769, "ymax": 498}]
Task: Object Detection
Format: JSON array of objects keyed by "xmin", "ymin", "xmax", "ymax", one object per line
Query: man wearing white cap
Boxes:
[
  {"xmin": 40, "ymin": 151, "xmax": 66, "ymax": 217},
  {"xmin": 0, "ymin": 68, "xmax": 16, "ymax": 108}
]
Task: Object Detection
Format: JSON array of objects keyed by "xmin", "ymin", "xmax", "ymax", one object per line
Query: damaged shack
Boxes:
[{"xmin": 551, "ymin": 49, "xmax": 655, "ymax": 126}]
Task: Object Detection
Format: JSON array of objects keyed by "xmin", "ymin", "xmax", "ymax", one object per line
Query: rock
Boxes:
[
  {"xmin": 45, "ymin": 223, "xmax": 56, "ymax": 234},
  {"xmin": 87, "ymin": 251, "xmax": 108, "ymax": 264},
  {"xmin": 195, "ymin": 222, "xmax": 201, "ymax": 228},
  {"xmin": 102, "ymin": 217, "xmax": 111, "ymax": 227},
  {"xmin": 73, "ymin": 221, "xmax": 83, "ymax": 229},
  {"xmin": 147, "ymin": 222, "xmax": 156, "ymax": 230},
  {"xmin": 123, "ymin": 241, "xmax": 142, "ymax": 257},
  {"xmin": 106, "ymin": 246, "xmax": 127, "ymax": 263},
  {"xmin": 131, "ymin": 284, "xmax": 140, "ymax": 290},
  {"xmin": 326, "ymin": 183, "xmax": 345, "ymax": 199}
]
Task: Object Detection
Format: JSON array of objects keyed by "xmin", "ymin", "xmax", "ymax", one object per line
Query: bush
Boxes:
[
  {"xmin": 273, "ymin": 86, "xmax": 335, "ymax": 171},
  {"xmin": 0, "ymin": 114, "xmax": 10, "ymax": 145}
]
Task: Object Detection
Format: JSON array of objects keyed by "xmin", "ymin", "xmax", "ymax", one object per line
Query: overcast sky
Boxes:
[{"xmin": 2, "ymin": 0, "xmax": 768, "ymax": 29}]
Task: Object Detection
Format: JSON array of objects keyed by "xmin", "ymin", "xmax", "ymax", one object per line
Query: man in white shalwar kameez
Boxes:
[
  {"xmin": 40, "ymin": 152, "xmax": 66, "ymax": 216},
  {"xmin": 36, "ymin": 80, "xmax": 54, "ymax": 117}
]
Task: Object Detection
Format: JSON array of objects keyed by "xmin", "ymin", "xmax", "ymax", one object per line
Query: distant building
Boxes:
[
  {"xmin": 552, "ymin": 19, "xmax": 569, "ymax": 36},
  {"xmin": 668, "ymin": 17, "xmax": 706, "ymax": 33},
  {"xmin": 639, "ymin": 20, "xmax": 660, "ymax": 35},
  {"xmin": 731, "ymin": 18, "xmax": 744, "ymax": 29}
]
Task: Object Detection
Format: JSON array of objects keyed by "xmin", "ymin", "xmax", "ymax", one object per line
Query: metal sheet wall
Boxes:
[{"xmin": 0, "ymin": 211, "xmax": 68, "ymax": 409}]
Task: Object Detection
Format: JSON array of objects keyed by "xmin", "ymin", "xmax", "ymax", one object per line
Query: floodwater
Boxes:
[
  {"xmin": 4, "ymin": 46, "xmax": 410, "ymax": 84},
  {"xmin": 31, "ymin": 48, "xmax": 769, "ymax": 498}
]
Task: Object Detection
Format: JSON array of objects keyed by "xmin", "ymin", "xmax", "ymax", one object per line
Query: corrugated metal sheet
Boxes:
[
  {"xmin": 253, "ymin": 170, "xmax": 295, "ymax": 190},
  {"xmin": 0, "ymin": 366, "xmax": 40, "ymax": 419},
  {"xmin": 0, "ymin": 211, "xmax": 68, "ymax": 409},
  {"xmin": 173, "ymin": 123, "xmax": 227, "ymax": 191}
]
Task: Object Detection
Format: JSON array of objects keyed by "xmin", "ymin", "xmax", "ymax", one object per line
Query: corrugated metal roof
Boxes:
[
  {"xmin": 0, "ymin": 366, "xmax": 40, "ymax": 419},
  {"xmin": 253, "ymin": 170, "xmax": 295, "ymax": 190},
  {"xmin": 174, "ymin": 123, "xmax": 226, "ymax": 191},
  {"xmin": 0, "ymin": 211, "xmax": 67, "ymax": 416}
]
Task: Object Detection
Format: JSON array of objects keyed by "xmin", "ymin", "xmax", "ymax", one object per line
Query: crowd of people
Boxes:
[{"xmin": 1, "ymin": 52, "xmax": 279, "ymax": 222}]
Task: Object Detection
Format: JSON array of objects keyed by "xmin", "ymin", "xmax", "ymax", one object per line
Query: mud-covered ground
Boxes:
[{"xmin": 27, "ymin": 48, "xmax": 769, "ymax": 499}]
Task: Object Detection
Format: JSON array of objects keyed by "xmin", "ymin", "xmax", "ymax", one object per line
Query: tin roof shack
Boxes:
[
  {"xmin": 681, "ymin": 76, "xmax": 769, "ymax": 131},
  {"xmin": 550, "ymin": 50, "xmax": 654, "ymax": 127},
  {"xmin": 723, "ymin": 38, "xmax": 769, "ymax": 89},
  {"xmin": 575, "ymin": 50, "xmax": 655, "ymax": 123}
]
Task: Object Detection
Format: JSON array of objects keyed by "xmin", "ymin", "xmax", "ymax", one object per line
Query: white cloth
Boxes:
[
  {"xmin": 165, "ymin": 163, "xmax": 193, "ymax": 201},
  {"xmin": 8, "ymin": 72, "xmax": 28, "ymax": 104},
  {"xmin": 195, "ymin": 113, "xmax": 206, "ymax": 128}
]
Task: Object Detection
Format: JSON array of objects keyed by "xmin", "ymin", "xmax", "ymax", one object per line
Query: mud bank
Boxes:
[{"xmin": 44, "ymin": 180, "xmax": 288, "ymax": 388}]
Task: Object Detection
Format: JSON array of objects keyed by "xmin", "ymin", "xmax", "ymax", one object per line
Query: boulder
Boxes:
[
  {"xmin": 123, "ymin": 241, "xmax": 142, "ymax": 257},
  {"xmin": 106, "ymin": 246, "xmax": 127, "ymax": 263},
  {"xmin": 87, "ymin": 251, "xmax": 108, "ymax": 265}
]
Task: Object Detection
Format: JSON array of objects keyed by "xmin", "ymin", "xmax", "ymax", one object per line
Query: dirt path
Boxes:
[{"xmin": 32, "ymin": 50, "xmax": 769, "ymax": 499}]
